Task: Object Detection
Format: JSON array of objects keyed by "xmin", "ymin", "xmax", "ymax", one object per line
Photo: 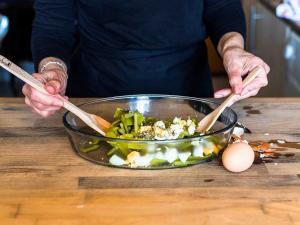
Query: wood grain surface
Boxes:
[{"xmin": 0, "ymin": 98, "xmax": 300, "ymax": 225}]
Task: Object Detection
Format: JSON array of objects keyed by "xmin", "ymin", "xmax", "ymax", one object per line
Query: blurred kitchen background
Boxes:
[{"xmin": 0, "ymin": 0, "xmax": 299, "ymax": 97}]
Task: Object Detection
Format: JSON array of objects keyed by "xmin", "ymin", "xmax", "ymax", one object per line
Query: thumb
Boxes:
[
  {"xmin": 228, "ymin": 69, "xmax": 243, "ymax": 95},
  {"xmin": 214, "ymin": 88, "xmax": 232, "ymax": 98},
  {"xmin": 45, "ymin": 79, "xmax": 62, "ymax": 95}
]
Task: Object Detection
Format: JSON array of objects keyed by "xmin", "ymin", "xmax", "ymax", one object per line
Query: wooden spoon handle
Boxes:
[
  {"xmin": 241, "ymin": 66, "xmax": 263, "ymax": 87},
  {"xmin": 0, "ymin": 55, "xmax": 88, "ymax": 118},
  {"xmin": 0, "ymin": 55, "xmax": 45, "ymax": 92},
  {"xmin": 215, "ymin": 65, "xmax": 263, "ymax": 116}
]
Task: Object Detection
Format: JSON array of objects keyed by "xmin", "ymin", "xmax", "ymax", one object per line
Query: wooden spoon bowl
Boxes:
[{"xmin": 196, "ymin": 66, "xmax": 263, "ymax": 133}]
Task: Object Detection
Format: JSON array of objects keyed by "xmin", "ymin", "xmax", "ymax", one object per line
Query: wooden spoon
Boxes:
[
  {"xmin": 197, "ymin": 66, "xmax": 263, "ymax": 133},
  {"xmin": 0, "ymin": 55, "xmax": 111, "ymax": 136}
]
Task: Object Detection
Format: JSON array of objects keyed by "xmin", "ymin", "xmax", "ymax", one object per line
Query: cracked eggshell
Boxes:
[{"xmin": 232, "ymin": 126, "xmax": 245, "ymax": 137}]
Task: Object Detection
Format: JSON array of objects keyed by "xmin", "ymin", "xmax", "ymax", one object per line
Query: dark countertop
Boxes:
[{"xmin": 259, "ymin": 0, "xmax": 300, "ymax": 36}]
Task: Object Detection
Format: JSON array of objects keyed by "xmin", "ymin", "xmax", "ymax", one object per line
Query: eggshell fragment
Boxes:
[
  {"xmin": 232, "ymin": 126, "xmax": 245, "ymax": 137},
  {"xmin": 222, "ymin": 142, "xmax": 255, "ymax": 173}
]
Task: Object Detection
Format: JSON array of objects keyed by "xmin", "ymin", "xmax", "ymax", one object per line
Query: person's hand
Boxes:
[
  {"xmin": 214, "ymin": 47, "xmax": 270, "ymax": 103},
  {"xmin": 22, "ymin": 68, "xmax": 68, "ymax": 117}
]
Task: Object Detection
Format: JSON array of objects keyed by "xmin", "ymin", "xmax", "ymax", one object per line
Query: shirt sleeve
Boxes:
[
  {"xmin": 204, "ymin": 0, "xmax": 246, "ymax": 47},
  {"xmin": 31, "ymin": 0, "xmax": 77, "ymax": 70}
]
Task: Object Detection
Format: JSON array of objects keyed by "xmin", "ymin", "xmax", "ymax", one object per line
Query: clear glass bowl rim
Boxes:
[{"xmin": 62, "ymin": 94, "xmax": 238, "ymax": 143}]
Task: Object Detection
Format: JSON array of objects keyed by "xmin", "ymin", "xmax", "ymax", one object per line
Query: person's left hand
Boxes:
[{"xmin": 214, "ymin": 47, "xmax": 270, "ymax": 103}]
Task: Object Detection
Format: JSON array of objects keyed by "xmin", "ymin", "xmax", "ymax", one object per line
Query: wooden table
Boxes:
[{"xmin": 0, "ymin": 98, "xmax": 300, "ymax": 225}]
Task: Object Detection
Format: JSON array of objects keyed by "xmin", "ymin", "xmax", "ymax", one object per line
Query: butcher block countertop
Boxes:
[{"xmin": 0, "ymin": 97, "xmax": 300, "ymax": 225}]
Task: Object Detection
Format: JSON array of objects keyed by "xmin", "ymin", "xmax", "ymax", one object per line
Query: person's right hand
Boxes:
[{"xmin": 22, "ymin": 68, "xmax": 68, "ymax": 117}]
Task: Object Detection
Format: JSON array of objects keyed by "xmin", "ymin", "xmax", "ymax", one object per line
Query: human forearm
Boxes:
[
  {"xmin": 217, "ymin": 32, "xmax": 244, "ymax": 58},
  {"xmin": 39, "ymin": 57, "xmax": 68, "ymax": 78}
]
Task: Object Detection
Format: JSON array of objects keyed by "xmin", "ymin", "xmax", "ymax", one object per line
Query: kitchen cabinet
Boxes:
[{"xmin": 245, "ymin": 0, "xmax": 300, "ymax": 96}]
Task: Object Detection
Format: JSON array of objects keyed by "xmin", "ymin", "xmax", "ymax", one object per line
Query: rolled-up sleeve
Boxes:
[
  {"xmin": 204, "ymin": 0, "xmax": 246, "ymax": 46},
  {"xmin": 31, "ymin": 0, "xmax": 76, "ymax": 70}
]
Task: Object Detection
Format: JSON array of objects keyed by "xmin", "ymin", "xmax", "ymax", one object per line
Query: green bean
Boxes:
[
  {"xmin": 107, "ymin": 147, "xmax": 118, "ymax": 156},
  {"xmin": 150, "ymin": 158, "xmax": 168, "ymax": 167},
  {"xmin": 134, "ymin": 112, "xmax": 138, "ymax": 133},
  {"xmin": 80, "ymin": 144, "xmax": 100, "ymax": 153}
]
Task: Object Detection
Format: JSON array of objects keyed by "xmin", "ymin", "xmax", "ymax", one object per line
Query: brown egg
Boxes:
[{"xmin": 222, "ymin": 142, "xmax": 255, "ymax": 173}]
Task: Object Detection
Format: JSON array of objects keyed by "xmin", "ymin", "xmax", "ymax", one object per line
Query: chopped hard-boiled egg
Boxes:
[
  {"xmin": 126, "ymin": 151, "xmax": 140, "ymax": 167},
  {"xmin": 164, "ymin": 147, "xmax": 178, "ymax": 163},
  {"xmin": 154, "ymin": 121, "xmax": 166, "ymax": 129},
  {"xmin": 169, "ymin": 124, "xmax": 184, "ymax": 137},
  {"xmin": 193, "ymin": 145, "xmax": 204, "ymax": 157},
  {"xmin": 178, "ymin": 151, "xmax": 192, "ymax": 163},
  {"xmin": 134, "ymin": 154, "xmax": 154, "ymax": 167},
  {"xmin": 187, "ymin": 124, "xmax": 196, "ymax": 135},
  {"xmin": 109, "ymin": 154, "xmax": 126, "ymax": 166},
  {"xmin": 126, "ymin": 151, "xmax": 155, "ymax": 167},
  {"xmin": 155, "ymin": 151, "xmax": 165, "ymax": 160}
]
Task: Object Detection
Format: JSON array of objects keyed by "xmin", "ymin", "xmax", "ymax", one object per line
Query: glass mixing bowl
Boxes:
[{"xmin": 63, "ymin": 95, "xmax": 237, "ymax": 169}]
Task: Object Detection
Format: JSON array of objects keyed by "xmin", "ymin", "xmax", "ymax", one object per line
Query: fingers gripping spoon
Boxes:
[
  {"xmin": 0, "ymin": 55, "xmax": 111, "ymax": 136},
  {"xmin": 196, "ymin": 66, "xmax": 263, "ymax": 133}
]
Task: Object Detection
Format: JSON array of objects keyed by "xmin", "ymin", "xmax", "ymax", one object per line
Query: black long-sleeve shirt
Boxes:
[{"xmin": 32, "ymin": 0, "xmax": 246, "ymax": 97}]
